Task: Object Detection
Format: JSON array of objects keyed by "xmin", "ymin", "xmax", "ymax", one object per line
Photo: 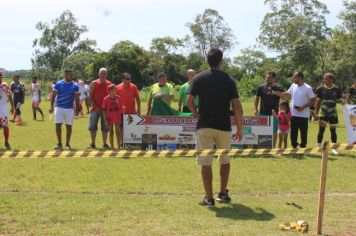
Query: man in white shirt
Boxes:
[{"xmin": 274, "ymin": 71, "xmax": 316, "ymax": 148}]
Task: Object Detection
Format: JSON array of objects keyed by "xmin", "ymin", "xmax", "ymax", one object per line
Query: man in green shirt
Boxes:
[
  {"xmin": 146, "ymin": 72, "xmax": 175, "ymax": 115},
  {"xmin": 178, "ymin": 69, "xmax": 199, "ymax": 112}
]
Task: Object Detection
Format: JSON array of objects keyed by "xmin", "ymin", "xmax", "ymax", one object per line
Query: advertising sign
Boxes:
[{"xmin": 123, "ymin": 115, "xmax": 273, "ymax": 150}]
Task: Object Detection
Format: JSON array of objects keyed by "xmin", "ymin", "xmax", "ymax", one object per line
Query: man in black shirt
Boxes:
[
  {"xmin": 10, "ymin": 75, "xmax": 25, "ymax": 125},
  {"xmin": 188, "ymin": 48, "xmax": 243, "ymax": 207},
  {"xmin": 254, "ymin": 72, "xmax": 285, "ymax": 148}
]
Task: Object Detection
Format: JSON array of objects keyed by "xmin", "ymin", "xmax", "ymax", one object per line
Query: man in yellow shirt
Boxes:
[{"xmin": 146, "ymin": 72, "xmax": 175, "ymax": 115}]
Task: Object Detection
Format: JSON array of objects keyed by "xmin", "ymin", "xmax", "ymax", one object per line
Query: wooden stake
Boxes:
[{"xmin": 316, "ymin": 140, "xmax": 330, "ymax": 235}]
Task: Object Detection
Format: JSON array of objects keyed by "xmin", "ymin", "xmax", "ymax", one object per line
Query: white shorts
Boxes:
[
  {"xmin": 32, "ymin": 98, "xmax": 40, "ymax": 108},
  {"xmin": 55, "ymin": 107, "xmax": 74, "ymax": 125},
  {"xmin": 0, "ymin": 106, "xmax": 9, "ymax": 127}
]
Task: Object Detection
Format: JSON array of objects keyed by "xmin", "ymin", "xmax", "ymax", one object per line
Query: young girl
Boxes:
[
  {"xmin": 102, "ymin": 84, "xmax": 123, "ymax": 149},
  {"xmin": 273, "ymin": 102, "xmax": 291, "ymax": 149}
]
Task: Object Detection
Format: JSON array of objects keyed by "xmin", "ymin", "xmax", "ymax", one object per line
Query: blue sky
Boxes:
[{"xmin": 0, "ymin": 0, "xmax": 345, "ymax": 70}]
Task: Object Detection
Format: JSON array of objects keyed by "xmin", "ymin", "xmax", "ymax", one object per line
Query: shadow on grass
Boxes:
[{"xmin": 209, "ymin": 203, "xmax": 275, "ymax": 221}]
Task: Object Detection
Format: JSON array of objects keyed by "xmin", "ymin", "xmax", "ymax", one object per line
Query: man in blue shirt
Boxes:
[{"xmin": 49, "ymin": 69, "xmax": 80, "ymax": 150}]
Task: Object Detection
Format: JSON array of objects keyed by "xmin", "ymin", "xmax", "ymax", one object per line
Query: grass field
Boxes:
[{"xmin": 0, "ymin": 99, "xmax": 355, "ymax": 235}]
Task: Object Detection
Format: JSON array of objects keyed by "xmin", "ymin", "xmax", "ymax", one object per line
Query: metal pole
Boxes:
[{"xmin": 316, "ymin": 141, "xmax": 329, "ymax": 235}]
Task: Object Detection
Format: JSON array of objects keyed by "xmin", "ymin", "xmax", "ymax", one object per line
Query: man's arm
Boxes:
[
  {"xmin": 50, "ymin": 90, "xmax": 58, "ymax": 113},
  {"xmin": 74, "ymin": 93, "xmax": 80, "ymax": 114},
  {"xmin": 178, "ymin": 96, "xmax": 183, "ymax": 111},
  {"xmin": 146, "ymin": 95, "xmax": 153, "ymax": 116},
  {"xmin": 231, "ymin": 98, "xmax": 243, "ymax": 142},
  {"xmin": 187, "ymin": 95, "xmax": 198, "ymax": 117},
  {"xmin": 21, "ymin": 86, "xmax": 25, "ymax": 104},
  {"xmin": 314, "ymin": 98, "xmax": 321, "ymax": 116},
  {"xmin": 89, "ymin": 82, "xmax": 99, "ymax": 111},
  {"xmin": 135, "ymin": 96, "xmax": 141, "ymax": 115},
  {"xmin": 8, "ymin": 94, "xmax": 14, "ymax": 114},
  {"xmin": 254, "ymin": 96, "xmax": 259, "ymax": 115},
  {"xmin": 273, "ymin": 91, "xmax": 291, "ymax": 101},
  {"xmin": 298, "ymin": 97, "xmax": 316, "ymax": 112},
  {"xmin": 160, "ymin": 94, "xmax": 174, "ymax": 100}
]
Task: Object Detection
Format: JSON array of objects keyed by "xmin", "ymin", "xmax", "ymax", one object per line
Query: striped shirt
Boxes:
[{"xmin": 54, "ymin": 80, "xmax": 79, "ymax": 109}]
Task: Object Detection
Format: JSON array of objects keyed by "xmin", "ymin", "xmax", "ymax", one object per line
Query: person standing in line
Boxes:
[
  {"xmin": 88, "ymin": 68, "xmax": 112, "ymax": 149},
  {"xmin": 102, "ymin": 84, "xmax": 123, "ymax": 149},
  {"xmin": 315, "ymin": 73, "xmax": 344, "ymax": 155},
  {"xmin": 187, "ymin": 48, "xmax": 243, "ymax": 207},
  {"xmin": 47, "ymin": 78, "xmax": 57, "ymax": 101},
  {"xmin": 178, "ymin": 69, "xmax": 199, "ymax": 112},
  {"xmin": 274, "ymin": 71, "xmax": 316, "ymax": 148},
  {"xmin": 254, "ymin": 71, "xmax": 285, "ymax": 148},
  {"xmin": 146, "ymin": 72, "xmax": 174, "ymax": 115},
  {"xmin": 0, "ymin": 72, "xmax": 14, "ymax": 149},
  {"xmin": 345, "ymin": 80, "xmax": 356, "ymax": 105},
  {"xmin": 10, "ymin": 75, "xmax": 25, "ymax": 125},
  {"xmin": 116, "ymin": 72, "xmax": 141, "ymax": 147},
  {"xmin": 75, "ymin": 78, "xmax": 86, "ymax": 117},
  {"xmin": 84, "ymin": 80, "xmax": 91, "ymax": 113},
  {"xmin": 49, "ymin": 69, "xmax": 80, "ymax": 150},
  {"xmin": 31, "ymin": 76, "xmax": 44, "ymax": 120},
  {"xmin": 272, "ymin": 101, "xmax": 291, "ymax": 149}
]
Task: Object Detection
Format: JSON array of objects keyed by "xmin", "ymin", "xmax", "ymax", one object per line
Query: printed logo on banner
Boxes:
[
  {"xmin": 178, "ymin": 133, "xmax": 193, "ymax": 143},
  {"xmin": 142, "ymin": 134, "xmax": 157, "ymax": 150},
  {"xmin": 130, "ymin": 133, "xmax": 142, "ymax": 141},
  {"xmin": 158, "ymin": 134, "xmax": 176, "ymax": 141},
  {"xmin": 258, "ymin": 135, "xmax": 273, "ymax": 148},
  {"xmin": 182, "ymin": 126, "xmax": 196, "ymax": 132},
  {"xmin": 158, "ymin": 144, "xmax": 177, "ymax": 151},
  {"xmin": 178, "ymin": 144, "xmax": 196, "ymax": 150},
  {"xmin": 123, "ymin": 143, "xmax": 142, "ymax": 150}
]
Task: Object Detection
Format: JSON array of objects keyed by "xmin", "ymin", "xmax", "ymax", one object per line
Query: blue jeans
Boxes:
[{"xmin": 88, "ymin": 110, "xmax": 109, "ymax": 132}]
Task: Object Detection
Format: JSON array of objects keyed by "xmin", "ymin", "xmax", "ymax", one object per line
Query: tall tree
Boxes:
[
  {"xmin": 32, "ymin": 10, "xmax": 96, "ymax": 72},
  {"xmin": 234, "ymin": 47, "xmax": 266, "ymax": 76},
  {"xmin": 186, "ymin": 8, "xmax": 236, "ymax": 57},
  {"xmin": 259, "ymin": 0, "xmax": 330, "ymax": 80}
]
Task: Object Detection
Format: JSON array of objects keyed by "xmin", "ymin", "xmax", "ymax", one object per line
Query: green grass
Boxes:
[{"xmin": 0, "ymin": 98, "xmax": 355, "ymax": 235}]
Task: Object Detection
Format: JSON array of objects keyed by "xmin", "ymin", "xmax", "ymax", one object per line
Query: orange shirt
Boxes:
[
  {"xmin": 91, "ymin": 79, "xmax": 112, "ymax": 111},
  {"xmin": 116, "ymin": 83, "xmax": 139, "ymax": 114}
]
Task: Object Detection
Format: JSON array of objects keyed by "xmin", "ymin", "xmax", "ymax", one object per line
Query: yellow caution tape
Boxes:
[{"xmin": 0, "ymin": 144, "xmax": 354, "ymax": 158}]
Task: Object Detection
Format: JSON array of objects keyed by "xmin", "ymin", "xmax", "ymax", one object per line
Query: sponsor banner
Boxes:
[
  {"xmin": 123, "ymin": 115, "xmax": 273, "ymax": 150},
  {"xmin": 343, "ymin": 104, "xmax": 356, "ymax": 144}
]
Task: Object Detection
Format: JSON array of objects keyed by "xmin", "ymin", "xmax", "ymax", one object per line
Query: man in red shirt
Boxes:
[
  {"xmin": 88, "ymin": 68, "xmax": 112, "ymax": 149},
  {"xmin": 116, "ymin": 72, "xmax": 141, "ymax": 147}
]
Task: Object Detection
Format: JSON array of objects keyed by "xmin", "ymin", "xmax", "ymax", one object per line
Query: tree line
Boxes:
[{"xmin": 23, "ymin": 0, "xmax": 355, "ymax": 97}]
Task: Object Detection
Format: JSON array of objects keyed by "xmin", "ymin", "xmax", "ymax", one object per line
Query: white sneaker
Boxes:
[
  {"xmin": 331, "ymin": 148, "xmax": 338, "ymax": 155},
  {"xmin": 317, "ymin": 143, "xmax": 321, "ymax": 147}
]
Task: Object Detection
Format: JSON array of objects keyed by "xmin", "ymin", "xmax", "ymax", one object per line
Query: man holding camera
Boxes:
[{"xmin": 274, "ymin": 71, "xmax": 316, "ymax": 148}]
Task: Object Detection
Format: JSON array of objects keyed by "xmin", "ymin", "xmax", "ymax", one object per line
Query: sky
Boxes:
[{"xmin": 0, "ymin": 0, "xmax": 346, "ymax": 70}]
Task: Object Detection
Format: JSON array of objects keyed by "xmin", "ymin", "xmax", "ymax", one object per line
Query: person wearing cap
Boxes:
[
  {"xmin": 146, "ymin": 72, "xmax": 174, "ymax": 115},
  {"xmin": 88, "ymin": 68, "xmax": 112, "ymax": 149},
  {"xmin": 102, "ymin": 84, "xmax": 123, "ymax": 149}
]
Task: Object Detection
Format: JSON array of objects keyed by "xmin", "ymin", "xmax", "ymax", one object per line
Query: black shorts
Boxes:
[
  {"xmin": 320, "ymin": 116, "xmax": 338, "ymax": 125},
  {"xmin": 182, "ymin": 106, "xmax": 190, "ymax": 113}
]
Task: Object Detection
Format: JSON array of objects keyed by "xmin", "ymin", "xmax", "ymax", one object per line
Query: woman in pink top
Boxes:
[{"xmin": 272, "ymin": 102, "xmax": 291, "ymax": 149}]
